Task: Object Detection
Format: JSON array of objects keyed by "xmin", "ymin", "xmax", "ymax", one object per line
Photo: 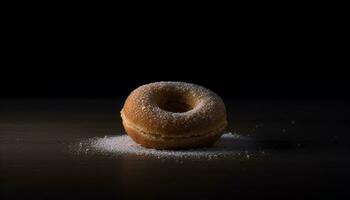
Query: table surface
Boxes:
[{"xmin": 1, "ymin": 99, "xmax": 350, "ymax": 199}]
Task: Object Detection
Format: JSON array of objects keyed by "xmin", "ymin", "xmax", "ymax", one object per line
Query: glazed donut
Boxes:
[{"xmin": 120, "ymin": 82, "xmax": 227, "ymax": 150}]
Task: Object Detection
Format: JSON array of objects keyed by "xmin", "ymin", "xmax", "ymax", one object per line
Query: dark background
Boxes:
[{"xmin": 1, "ymin": 7, "xmax": 347, "ymax": 100}]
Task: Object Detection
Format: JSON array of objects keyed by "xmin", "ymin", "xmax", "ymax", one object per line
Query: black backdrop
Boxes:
[
  {"xmin": 1, "ymin": 9, "xmax": 347, "ymax": 100},
  {"xmin": 1, "ymin": 57, "xmax": 347, "ymax": 100}
]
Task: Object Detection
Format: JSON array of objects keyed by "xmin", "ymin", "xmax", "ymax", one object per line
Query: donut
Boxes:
[{"xmin": 120, "ymin": 81, "xmax": 227, "ymax": 150}]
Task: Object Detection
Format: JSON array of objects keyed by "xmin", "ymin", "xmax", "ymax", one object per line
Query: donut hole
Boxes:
[
  {"xmin": 159, "ymin": 100, "xmax": 192, "ymax": 113},
  {"xmin": 156, "ymin": 92, "xmax": 195, "ymax": 113}
]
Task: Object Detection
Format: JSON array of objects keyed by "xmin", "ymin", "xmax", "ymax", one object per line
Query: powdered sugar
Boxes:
[{"xmin": 72, "ymin": 133, "xmax": 261, "ymax": 160}]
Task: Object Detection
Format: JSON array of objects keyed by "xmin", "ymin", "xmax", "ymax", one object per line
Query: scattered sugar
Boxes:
[{"xmin": 71, "ymin": 133, "xmax": 261, "ymax": 160}]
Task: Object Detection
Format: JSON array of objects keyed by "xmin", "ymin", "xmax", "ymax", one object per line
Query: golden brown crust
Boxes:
[
  {"xmin": 123, "ymin": 120, "xmax": 226, "ymax": 150},
  {"xmin": 121, "ymin": 81, "xmax": 227, "ymax": 149}
]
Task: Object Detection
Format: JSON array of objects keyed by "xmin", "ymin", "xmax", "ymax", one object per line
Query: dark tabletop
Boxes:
[{"xmin": 1, "ymin": 99, "xmax": 350, "ymax": 199}]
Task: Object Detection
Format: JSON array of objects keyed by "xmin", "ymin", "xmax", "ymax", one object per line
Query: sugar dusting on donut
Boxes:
[
  {"xmin": 122, "ymin": 82, "xmax": 226, "ymax": 136},
  {"xmin": 133, "ymin": 82, "xmax": 215, "ymax": 120}
]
